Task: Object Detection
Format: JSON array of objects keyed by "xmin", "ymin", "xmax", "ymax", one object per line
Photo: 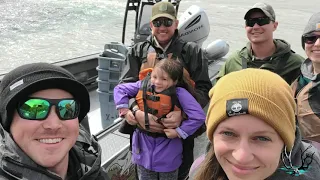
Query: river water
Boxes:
[{"xmin": 0, "ymin": 0, "xmax": 318, "ymax": 74}]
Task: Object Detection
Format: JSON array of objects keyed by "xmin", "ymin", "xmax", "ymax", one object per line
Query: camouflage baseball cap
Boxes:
[
  {"xmin": 151, "ymin": 1, "xmax": 176, "ymax": 21},
  {"xmin": 244, "ymin": 2, "xmax": 276, "ymax": 21}
]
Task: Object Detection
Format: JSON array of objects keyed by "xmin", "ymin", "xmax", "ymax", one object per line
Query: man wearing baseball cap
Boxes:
[
  {"xmin": 119, "ymin": 1, "xmax": 211, "ymax": 180},
  {"xmin": 151, "ymin": 1, "xmax": 177, "ymax": 21},
  {"xmin": 244, "ymin": 2, "xmax": 276, "ymax": 21},
  {"xmin": 216, "ymin": 2, "xmax": 304, "ymax": 84}
]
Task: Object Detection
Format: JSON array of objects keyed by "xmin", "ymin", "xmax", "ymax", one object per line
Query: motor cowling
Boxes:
[
  {"xmin": 204, "ymin": 39, "xmax": 229, "ymax": 61},
  {"xmin": 178, "ymin": 5, "xmax": 210, "ymax": 47},
  {"xmin": 178, "ymin": 5, "xmax": 229, "ymax": 60}
]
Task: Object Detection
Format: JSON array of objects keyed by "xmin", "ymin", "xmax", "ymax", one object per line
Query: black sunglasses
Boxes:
[
  {"xmin": 17, "ymin": 97, "xmax": 80, "ymax": 120},
  {"xmin": 303, "ymin": 34, "xmax": 320, "ymax": 44},
  {"xmin": 152, "ymin": 19, "xmax": 173, "ymax": 28},
  {"xmin": 245, "ymin": 17, "xmax": 271, "ymax": 27}
]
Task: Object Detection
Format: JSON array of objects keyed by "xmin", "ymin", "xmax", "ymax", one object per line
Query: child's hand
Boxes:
[
  {"xmin": 164, "ymin": 129, "xmax": 179, "ymax": 139},
  {"xmin": 162, "ymin": 111, "xmax": 182, "ymax": 129},
  {"xmin": 119, "ymin": 108, "xmax": 137, "ymax": 125},
  {"xmin": 125, "ymin": 111, "xmax": 138, "ymax": 125}
]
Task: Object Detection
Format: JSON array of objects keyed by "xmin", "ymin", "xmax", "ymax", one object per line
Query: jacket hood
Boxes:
[
  {"xmin": 0, "ymin": 124, "xmax": 105, "ymax": 180},
  {"xmin": 270, "ymin": 39, "xmax": 292, "ymax": 57},
  {"xmin": 268, "ymin": 126, "xmax": 320, "ymax": 179},
  {"xmin": 300, "ymin": 58, "xmax": 318, "ymax": 80},
  {"xmin": 241, "ymin": 39, "xmax": 292, "ymax": 60}
]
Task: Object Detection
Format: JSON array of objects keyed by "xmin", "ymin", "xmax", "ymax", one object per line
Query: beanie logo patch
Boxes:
[
  {"xmin": 10, "ymin": 79, "xmax": 24, "ymax": 91},
  {"xmin": 316, "ymin": 23, "xmax": 320, "ymax": 30},
  {"xmin": 227, "ymin": 98, "xmax": 248, "ymax": 117}
]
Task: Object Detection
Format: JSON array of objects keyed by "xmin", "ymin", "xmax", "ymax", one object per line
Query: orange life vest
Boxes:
[
  {"xmin": 139, "ymin": 52, "xmax": 195, "ymax": 87},
  {"xmin": 135, "ymin": 74, "xmax": 180, "ymax": 130}
]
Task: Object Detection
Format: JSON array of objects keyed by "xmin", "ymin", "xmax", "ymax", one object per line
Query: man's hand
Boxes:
[
  {"xmin": 162, "ymin": 111, "xmax": 183, "ymax": 129},
  {"xmin": 124, "ymin": 111, "xmax": 138, "ymax": 125},
  {"xmin": 164, "ymin": 129, "xmax": 179, "ymax": 139},
  {"xmin": 135, "ymin": 110, "xmax": 165, "ymax": 133}
]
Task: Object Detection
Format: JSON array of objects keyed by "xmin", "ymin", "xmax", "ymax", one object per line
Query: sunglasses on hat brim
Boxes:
[
  {"xmin": 303, "ymin": 34, "xmax": 320, "ymax": 44},
  {"xmin": 245, "ymin": 17, "xmax": 271, "ymax": 27},
  {"xmin": 152, "ymin": 18, "xmax": 174, "ymax": 27},
  {"xmin": 17, "ymin": 97, "xmax": 80, "ymax": 120}
]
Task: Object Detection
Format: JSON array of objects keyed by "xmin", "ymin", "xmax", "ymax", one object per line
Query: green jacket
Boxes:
[{"xmin": 217, "ymin": 39, "xmax": 304, "ymax": 84}]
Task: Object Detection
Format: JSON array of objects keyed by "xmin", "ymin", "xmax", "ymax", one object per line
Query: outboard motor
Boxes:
[
  {"xmin": 178, "ymin": 5, "xmax": 210, "ymax": 47},
  {"xmin": 204, "ymin": 39, "xmax": 229, "ymax": 61},
  {"xmin": 206, "ymin": 40, "xmax": 230, "ymax": 82},
  {"xmin": 178, "ymin": 5, "xmax": 229, "ymax": 60},
  {"xmin": 177, "ymin": 5, "xmax": 229, "ymax": 82}
]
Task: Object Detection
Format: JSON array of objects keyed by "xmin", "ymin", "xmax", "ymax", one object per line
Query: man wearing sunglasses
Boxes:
[
  {"xmin": 119, "ymin": 1, "xmax": 211, "ymax": 180},
  {"xmin": 216, "ymin": 2, "xmax": 304, "ymax": 84},
  {"xmin": 0, "ymin": 63, "xmax": 109, "ymax": 180},
  {"xmin": 292, "ymin": 12, "xmax": 320, "ymax": 143}
]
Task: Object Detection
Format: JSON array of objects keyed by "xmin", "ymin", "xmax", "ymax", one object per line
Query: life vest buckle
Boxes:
[
  {"xmin": 147, "ymin": 108, "xmax": 158, "ymax": 115},
  {"xmin": 156, "ymin": 53, "xmax": 167, "ymax": 60},
  {"xmin": 146, "ymin": 94, "xmax": 160, "ymax": 101}
]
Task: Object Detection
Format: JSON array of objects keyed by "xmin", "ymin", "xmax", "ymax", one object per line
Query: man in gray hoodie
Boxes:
[{"xmin": 0, "ymin": 63, "xmax": 109, "ymax": 180}]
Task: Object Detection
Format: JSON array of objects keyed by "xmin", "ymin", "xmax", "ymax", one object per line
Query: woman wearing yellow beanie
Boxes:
[{"xmin": 191, "ymin": 68, "xmax": 320, "ymax": 180}]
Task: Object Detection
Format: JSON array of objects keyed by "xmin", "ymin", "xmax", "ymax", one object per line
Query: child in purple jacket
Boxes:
[{"xmin": 114, "ymin": 59, "xmax": 206, "ymax": 180}]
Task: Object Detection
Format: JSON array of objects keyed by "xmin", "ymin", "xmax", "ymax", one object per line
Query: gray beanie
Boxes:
[
  {"xmin": 302, "ymin": 12, "xmax": 320, "ymax": 49},
  {"xmin": 0, "ymin": 63, "xmax": 90, "ymax": 130}
]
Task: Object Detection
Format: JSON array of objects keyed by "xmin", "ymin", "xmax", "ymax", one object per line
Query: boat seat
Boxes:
[{"xmin": 139, "ymin": 22, "xmax": 151, "ymax": 36}]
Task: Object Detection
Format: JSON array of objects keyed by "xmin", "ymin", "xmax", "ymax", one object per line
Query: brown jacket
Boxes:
[{"xmin": 292, "ymin": 59, "xmax": 320, "ymax": 143}]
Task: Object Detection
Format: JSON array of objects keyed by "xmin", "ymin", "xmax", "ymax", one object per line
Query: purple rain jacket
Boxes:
[{"xmin": 114, "ymin": 80, "xmax": 206, "ymax": 172}]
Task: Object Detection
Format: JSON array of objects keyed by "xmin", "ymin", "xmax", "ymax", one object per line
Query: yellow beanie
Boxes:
[{"xmin": 206, "ymin": 68, "xmax": 296, "ymax": 151}]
